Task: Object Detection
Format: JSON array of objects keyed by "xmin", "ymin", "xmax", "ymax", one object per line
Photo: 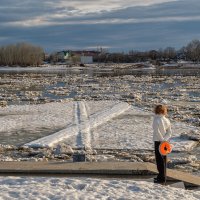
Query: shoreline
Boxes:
[{"xmin": 0, "ymin": 62, "xmax": 200, "ymax": 70}]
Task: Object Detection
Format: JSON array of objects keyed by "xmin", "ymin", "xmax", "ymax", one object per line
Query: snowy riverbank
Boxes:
[{"xmin": 0, "ymin": 176, "xmax": 199, "ymax": 200}]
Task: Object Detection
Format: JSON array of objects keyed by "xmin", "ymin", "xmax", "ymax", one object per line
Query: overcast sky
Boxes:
[{"xmin": 0, "ymin": 0, "xmax": 200, "ymax": 52}]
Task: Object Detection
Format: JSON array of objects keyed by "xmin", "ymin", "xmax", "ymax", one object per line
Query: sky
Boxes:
[{"xmin": 0, "ymin": 0, "xmax": 200, "ymax": 53}]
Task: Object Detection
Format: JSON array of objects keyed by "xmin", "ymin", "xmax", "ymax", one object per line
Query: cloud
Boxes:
[
  {"xmin": 6, "ymin": 15, "xmax": 200, "ymax": 27},
  {"xmin": 0, "ymin": 0, "xmax": 178, "ymax": 26},
  {"xmin": 2, "ymin": 0, "xmax": 200, "ymax": 28},
  {"xmin": 54, "ymin": 0, "xmax": 179, "ymax": 13},
  {"xmin": 0, "ymin": 0, "xmax": 200, "ymax": 52},
  {"xmin": 2, "ymin": 19, "xmax": 200, "ymax": 52}
]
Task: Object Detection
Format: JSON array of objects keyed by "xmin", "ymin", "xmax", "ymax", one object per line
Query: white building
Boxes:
[{"xmin": 80, "ymin": 56, "xmax": 93, "ymax": 64}]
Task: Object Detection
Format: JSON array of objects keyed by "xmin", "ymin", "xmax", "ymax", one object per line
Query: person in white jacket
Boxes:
[{"xmin": 153, "ymin": 104, "xmax": 172, "ymax": 183}]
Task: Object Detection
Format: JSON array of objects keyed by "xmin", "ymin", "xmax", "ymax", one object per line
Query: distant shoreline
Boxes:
[{"xmin": 0, "ymin": 62, "xmax": 200, "ymax": 69}]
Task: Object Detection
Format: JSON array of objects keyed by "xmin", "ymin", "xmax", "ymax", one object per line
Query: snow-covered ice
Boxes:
[
  {"xmin": 0, "ymin": 102, "xmax": 74, "ymax": 132},
  {"xmin": 0, "ymin": 65, "xmax": 68, "ymax": 72},
  {"xmin": 0, "ymin": 102, "xmax": 74, "ymax": 145},
  {"xmin": 0, "ymin": 176, "xmax": 199, "ymax": 200},
  {"xmin": 0, "ymin": 101, "xmax": 198, "ymax": 151},
  {"xmin": 87, "ymin": 106, "xmax": 198, "ymax": 151},
  {"xmin": 24, "ymin": 101, "xmax": 131, "ymax": 147}
]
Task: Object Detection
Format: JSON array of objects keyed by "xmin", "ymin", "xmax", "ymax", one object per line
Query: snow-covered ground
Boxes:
[
  {"xmin": 0, "ymin": 101, "xmax": 198, "ymax": 152},
  {"xmin": 0, "ymin": 176, "xmax": 199, "ymax": 200}
]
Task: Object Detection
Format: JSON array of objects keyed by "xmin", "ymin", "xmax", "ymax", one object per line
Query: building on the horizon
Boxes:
[{"xmin": 56, "ymin": 50, "xmax": 100, "ymax": 64}]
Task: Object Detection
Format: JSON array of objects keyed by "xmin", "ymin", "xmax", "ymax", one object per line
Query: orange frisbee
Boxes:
[{"xmin": 159, "ymin": 141, "xmax": 172, "ymax": 156}]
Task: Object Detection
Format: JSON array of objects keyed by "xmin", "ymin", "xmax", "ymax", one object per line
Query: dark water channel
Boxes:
[{"xmin": 0, "ymin": 67, "xmax": 200, "ymax": 77}]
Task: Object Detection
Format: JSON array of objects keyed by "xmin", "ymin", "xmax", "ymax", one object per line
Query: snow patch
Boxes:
[{"xmin": 0, "ymin": 176, "xmax": 199, "ymax": 200}]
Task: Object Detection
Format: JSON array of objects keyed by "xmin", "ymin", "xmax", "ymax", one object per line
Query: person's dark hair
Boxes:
[{"xmin": 154, "ymin": 105, "xmax": 167, "ymax": 115}]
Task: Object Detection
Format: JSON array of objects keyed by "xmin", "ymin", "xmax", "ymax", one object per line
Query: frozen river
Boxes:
[{"xmin": 0, "ymin": 66, "xmax": 199, "ymax": 175}]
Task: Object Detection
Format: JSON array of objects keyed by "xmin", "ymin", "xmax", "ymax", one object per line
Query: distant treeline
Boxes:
[
  {"xmin": 1, "ymin": 39, "xmax": 200, "ymax": 66},
  {"xmin": 0, "ymin": 43, "xmax": 44, "ymax": 67},
  {"xmin": 94, "ymin": 39, "xmax": 200, "ymax": 64}
]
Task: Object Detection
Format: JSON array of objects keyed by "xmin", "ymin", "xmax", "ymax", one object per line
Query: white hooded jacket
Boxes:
[{"xmin": 153, "ymin": 114, "xmax": 172, "ymax": 142}]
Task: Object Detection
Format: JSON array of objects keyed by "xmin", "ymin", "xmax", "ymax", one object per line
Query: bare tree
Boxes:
[
  {"xmin": 148, "ymin": 50, "xmax": 158, "ymax": 60},
  {"xmin": 49, "ymin": 52, "xmax": 59, "ymax": 64},
  {"xmin": 0, "ymin": 43, "xmax": 44, "ymax": 67},
  {"xmin": 185, "ymin": 39, "xmax": 200, "ymax": 62},
  {"xmin": 163, "ymin": 47, "xmax": 176, "ymax": 61}
]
